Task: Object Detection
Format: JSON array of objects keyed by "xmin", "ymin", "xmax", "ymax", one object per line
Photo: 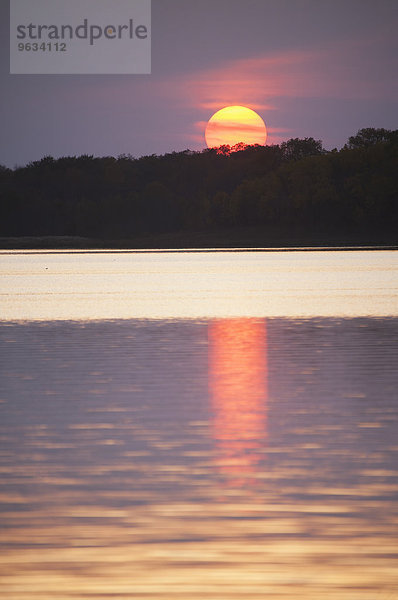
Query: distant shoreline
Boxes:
[
  {"xmin": 0, "ymin": 228, "xmax": 397, "ymax": 251},
  {"xmin": 2, "ymin": 247, "xmax": 397, "ymax": 255}
]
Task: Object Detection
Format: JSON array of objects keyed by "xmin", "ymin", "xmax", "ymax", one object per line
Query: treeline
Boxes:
[{"xmin": 0, "ymin": 128, "xmax": 397, "ymax": 241}]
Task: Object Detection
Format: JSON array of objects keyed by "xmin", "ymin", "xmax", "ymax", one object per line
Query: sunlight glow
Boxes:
[{"xmin": 205, "ymin": 105, "xmax": 267, "ymax": 149}]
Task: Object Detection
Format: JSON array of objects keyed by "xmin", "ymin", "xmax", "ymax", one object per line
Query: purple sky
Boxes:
[{"xmin": 1, "ymin": 0, "xmax": 397, "ymax": 167}]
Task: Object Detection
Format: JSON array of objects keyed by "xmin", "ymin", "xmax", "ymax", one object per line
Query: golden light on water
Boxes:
[
  {"xmin": 0, "ymin": 254, "xmax": 398, "ymax": 599},
  {"xmin": 209, "ymin": 318, "xmax": 267, "ymax": 486},
  {"xmin": 1, "ymin": 250, "xmax": 397, "ymax": 320}
]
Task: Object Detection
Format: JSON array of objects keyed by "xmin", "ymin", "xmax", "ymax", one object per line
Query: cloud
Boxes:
[
  {"xmin": 208, "ymin": 122, "xmax": 267, "ymax": 134},
  {"xmin": 164, "ymin": 32, "xmax": 397, "ymax": 115},
  {"xmin": 55, "ymin": 30, "xmax": 397, "ymax": 153}
]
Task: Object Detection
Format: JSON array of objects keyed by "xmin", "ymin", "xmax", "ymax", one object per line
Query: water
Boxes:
[
  {"xmin": 0, "ymin": 249, "xmax": 397, "ymax": 319},
  {"xmin": 0, "ymin": 250, "xmax": 398, "ymax": 599}
]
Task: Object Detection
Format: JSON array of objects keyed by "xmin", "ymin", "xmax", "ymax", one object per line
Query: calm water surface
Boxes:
[{"xmin": 0, "ymin": 251, "xmax": 397, "ymax": 599}]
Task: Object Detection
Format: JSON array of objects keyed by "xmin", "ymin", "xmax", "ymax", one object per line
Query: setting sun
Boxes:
[{"xmin": 205, "ymin": 105, "xmax": 267, "ymax": 149}]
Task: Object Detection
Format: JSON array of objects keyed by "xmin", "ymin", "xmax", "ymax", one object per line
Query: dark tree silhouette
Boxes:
[
  {"xmin": 346, "ymin": 128, "xmax": 394, "ymax": 149},
  {"xmin": 0, "ymin": 129, "xmax": 396, "ymax": 245},
  {"xmin": 280, "ymin": 137, "xmax": 324, "ymax": 161}
]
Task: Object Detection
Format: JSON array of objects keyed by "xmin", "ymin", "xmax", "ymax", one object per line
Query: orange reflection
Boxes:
[{"xmin": 209, "ymin": 318, "xmax": 267, "ymax": 487}]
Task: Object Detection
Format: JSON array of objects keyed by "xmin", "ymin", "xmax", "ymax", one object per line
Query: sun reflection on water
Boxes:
[
  {"xmin": 208, "ymin": 318, "xmax": 267, "ymax": 488},
  {"xmin": 0, "ymin": 316, "xmax": 398, "ymax": 599}
]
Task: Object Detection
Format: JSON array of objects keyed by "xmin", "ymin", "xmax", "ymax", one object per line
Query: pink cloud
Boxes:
[
  {"xmin": 163, "ymin": 33, "xmax": 396, "ymax": 147},
  {"xmin": 64, "ymin": 30, "xmax": 396, "ymax": 114},
  {"xmin": 164, "ymin": 32, "xmax": 397, "ymax": 115},
  {"xmin": 61, "ymin": 30, "xmax": 396, "ymax": 152}
]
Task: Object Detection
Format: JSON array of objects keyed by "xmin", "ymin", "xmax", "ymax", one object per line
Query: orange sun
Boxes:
[{"xmin": 205, "ymin": 105, "xmax": 267, "ymax": 149}]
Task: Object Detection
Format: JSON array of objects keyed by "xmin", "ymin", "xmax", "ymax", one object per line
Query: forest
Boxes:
[{"xmin": 0, "ymin": 128, "xmax": 397, "ymax": 247}]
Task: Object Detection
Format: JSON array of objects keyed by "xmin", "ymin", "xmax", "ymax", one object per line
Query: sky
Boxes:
[{"xmin": 0, "ymin": 0, "xmax": 397, "ymax": 168}]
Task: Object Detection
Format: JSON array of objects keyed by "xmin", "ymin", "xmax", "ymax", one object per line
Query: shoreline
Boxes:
[
  {"xmin": 1, "ymin": 246, "xmax": 398, "ymax": 254},
  {"xmin": 0, "ymin": 228, "xmax": 397, "ymax": 251}
]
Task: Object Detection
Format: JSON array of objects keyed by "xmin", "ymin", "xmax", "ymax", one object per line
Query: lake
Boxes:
[{"xmin": 0, "ymin": 250, "xmax": 398, "ymax": 600}]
